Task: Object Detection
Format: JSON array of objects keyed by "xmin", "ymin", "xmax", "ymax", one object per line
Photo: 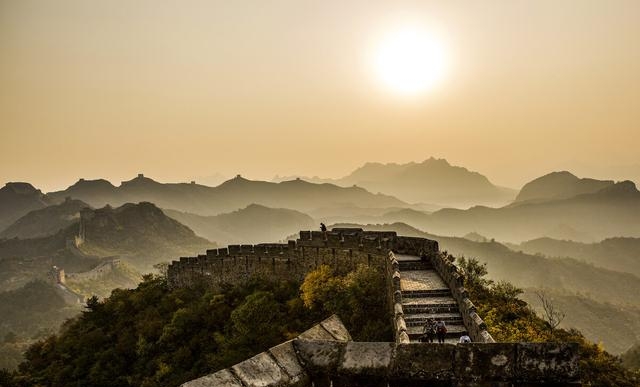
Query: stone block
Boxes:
[
  {"xmin": 453, "ymin": 343, "xmax": 516, "ymax": 382},
  {"xmin": 392, "ymin": 343, "xmax": 455, "ymax": 382},
  {"xmin": 181, "ymin": 369, "xmax": 243, "ymax": 387},
  {"xmin": 232, "ymin": 351, "xmax": 288, "ymax": 387},
  {"xmin": 269, "ymin": 340, "xmax": 308, "ymax": 386},
  {"xmin": 397, "ymin": 331, "xmax": 410, "ymax": 344},
  {"xmin": 294, "ymin": 340, "xmax": 344, "ymax": 373},
  {"xmin": 206, "ymin": 249, "xmax": 218, "ymax": 258},
  {"xmin": 320, "ymin": 315, "xmax": 352, "ymax": 342},
  {"xmin": 299, "ymin": 231, "xmax": 311, "ymax": 240},
  {"xmin": 298, "ymin": 324, "xmax": 334, "ymax": 341},
  {"xmin": 516, "ymin": 343, "xmax": 580, "ymax": 382},
  {"xmin": 339, "ymin": 342, "xmax": 394, "ymax": 377},
  {"xmin": 394, "ymin": 302, "xmax": 403, "ymax": 317}
]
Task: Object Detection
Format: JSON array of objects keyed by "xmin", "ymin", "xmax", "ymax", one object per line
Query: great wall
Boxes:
[{"xmin": 168, "ymin": 228, "xmax": 582, "ymax": 386}]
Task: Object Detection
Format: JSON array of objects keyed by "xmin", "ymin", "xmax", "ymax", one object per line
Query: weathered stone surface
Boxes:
[
  {"xmin": 516, "ymin": 343, "xmax": 580, "ymax": 382},
  {"xmin": 392, "ymin": 344, "xmax": 455, "ymax": 381},
  {"xmin": 339, "ymin": 342, "xmax": 394, "ymax": 376},
  {"xmin": 454, "ymin": 343, "xmax": 516, "ymax": 381},
  {"xmin": 180, "ymin": 369, "xmax": 243, "ymax": 387},
  {"xmin": 320, "ymin": 314, "xmax": 352, "ymax": 341},
  {"xmin": 269, "ymin": 340, "xmax": 308, "ymax": 386},
  {"xmin": 298, "ymin": 324, "xmax": 334, "ymax": 341},
  {"xmin": 294, "ymin": 340, "xmax": 344, "ymax": 373},
  {"xmin": 232, "ymin": 351, "xmax": 288, "ymax": 387}
]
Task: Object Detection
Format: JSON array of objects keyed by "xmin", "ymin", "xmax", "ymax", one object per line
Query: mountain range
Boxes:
[
  {"xmin": 275, "ymin": 157, "xmax": 517, "ymax": 208},
  {"xmin": 164, "ymin": 204, "xmax": 315, "ymax": 245},
  {"xmin": 325, "ymin": 178, "xmax": 640, "ymax": 243},
  {"xmin": 44, "ymin": 174, "xmax": 406, "ymax": 216}
]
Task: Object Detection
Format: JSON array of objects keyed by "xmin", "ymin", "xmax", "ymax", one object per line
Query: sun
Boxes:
[{"xmin": 373, "ymin": 26, "xmax": 448, "ymax": 96}]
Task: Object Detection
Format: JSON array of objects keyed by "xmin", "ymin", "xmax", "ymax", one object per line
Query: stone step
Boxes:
[
  {"xmin": 410, "ymin": 337, "xmax": 461, "ymax": 344},
  {"xmin": 401, "ymin": 297, "xmax": 459, "ymax": 314},
  {"xmin": 404, "ymin": 313, "xmax": 464, "ymax": 326},
  {"xmin": 407, "ymin": 324, "xmax": 468, "ymax": 340},
  {"xmin": 401, "ymin": 289, "xmax": 452, "ymax": 298},
  {"xmin": 402, "ymin": 304, "xmax": 460, "ymax": 314},
  {"xmin": 398, "ymin": 261, "xmax": 433, "ymax": 271}
]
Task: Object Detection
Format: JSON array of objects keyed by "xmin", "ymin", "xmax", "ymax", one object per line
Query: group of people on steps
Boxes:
[{"xmin": 420, "ymin": 318, "xmax": 471, "ymax": 343}]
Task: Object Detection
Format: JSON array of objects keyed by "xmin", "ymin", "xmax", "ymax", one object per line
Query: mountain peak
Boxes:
[
  {"xmin": 2, "ymin": 182, "xmax": 40, "ymax": 195},
  {"xmin": 120, "ymin": 174, "xmax": 160, "ymax": 187},
  {"xmin": 515, "ymin": 171, "xmax": 613, "ymax": 203}
]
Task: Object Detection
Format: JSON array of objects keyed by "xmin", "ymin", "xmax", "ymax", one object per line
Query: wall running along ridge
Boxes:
[{"xmin": 167, "ymin": 229, "xmax": 494, "ymax": 343}]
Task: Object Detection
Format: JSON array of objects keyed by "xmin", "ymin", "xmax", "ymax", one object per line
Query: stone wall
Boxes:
[
  {"xmin": 167, "ymin": 230, "xmax": 402, "ymax": 289},
  {"xmin": 167, "ymin": 229, "xmax": 489, "ymax": 343},
  {"xmin": 65, "ymin": 259, "xmax": 120, "ymax": 282},
  {"xmin": 181, "ymin": 315, "xmax": 581, "ymax": 387},
  {"xmin": 430, "ymin": 251, "xmax": 495, "ymax": 343}
]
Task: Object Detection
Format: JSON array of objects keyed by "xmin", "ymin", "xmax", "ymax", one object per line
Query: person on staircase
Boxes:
[
  {"xmin": 459, "ymin": 334, "xmax": 471, "ymax": 343},
  {"xmin": 435, "ymin": 319, "xmax": 447, "ymax": 343},
  {"xmin": 421, "ymin": 318, "xmax": 436, "ymax": 343}
]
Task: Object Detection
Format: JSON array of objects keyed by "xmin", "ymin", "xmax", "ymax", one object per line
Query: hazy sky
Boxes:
[{"xmin": 2, "ymin": 0, "xmax": 639, "ymax": 191}]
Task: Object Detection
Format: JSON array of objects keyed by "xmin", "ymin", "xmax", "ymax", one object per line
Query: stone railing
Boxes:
[
  {"xmin": 387, "ymin": 251, "xmax": 409, "ymax": 344},
  {"xmin": 430, "ymin": 252, "xmax": 495, "ymax": 343},
  {"xmin": 182, "ymin": 315, "xmax": 581, "ymax": 387}
]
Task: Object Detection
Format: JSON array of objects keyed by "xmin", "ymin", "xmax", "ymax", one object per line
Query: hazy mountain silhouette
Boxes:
[
  {"xmin": 164, "ymin": 204, "xmax": 315, "ymax": 245},
  {"xmin": 514, "ymin": 171, "xmax": 614, "ymax": 203},
  {"xmin": 513, "ymin": 236, "xmax": 640, "ymax": 278},
  {"xmin": 0, "ymin": 202, "xmax": 211, "ymax": 283},
  {"xmin": 0, "ymin": 183, "xmax": 52, "ymax": 231},
  {"xmin": 365, "ymin": 180, "xmax": 640, "ymax": 242},
  {"xmin": 0, "ymin": 198, "xmax": 91, "ymax": 239},
  {"xmin": 275, "ymin": 157, "xmax": 516, "ymax": 208},
  {"xmin": 48, "ymin": 174, "xmax": 407, "ymax": 216}
]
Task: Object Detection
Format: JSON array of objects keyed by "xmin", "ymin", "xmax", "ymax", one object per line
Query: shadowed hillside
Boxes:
[
  {"xmin": 0, "ymin": 183, "xmax": 52, "ymax": 231},
  {"xmin": 0, "ymin": 198, "xmax": 90, "ymax": 239},
  {"xmin": 77, "ymin": 202, "xmax": 212, "ymax": 270},
  {"xmin": 164, "ymin": 204, "xmax": 316, "ymax": 245}
]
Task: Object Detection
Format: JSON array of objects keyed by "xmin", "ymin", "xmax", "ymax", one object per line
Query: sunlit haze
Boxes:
[
  {"xmin": 1, "ymin": 0, "xmax": 640, "ymax": 191},
  {"xmin": 373, "ymin": 25, "xmax": 448, "ymax": 95}
]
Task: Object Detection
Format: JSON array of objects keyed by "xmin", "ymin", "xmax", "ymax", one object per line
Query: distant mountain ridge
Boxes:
[
  {"xmin": 515, "ymin": 171, "xmax": 614, "ymax": 203},
  {"xmin": 0, "ymin": 198, "xmax": 90, "ymax": 239},
  {"xmin": 0, "ymin": 183, "xmax": 52, "ymax": 231},
  {"xmin": 323, "ymin": 179, "xmax": 640, "ymax": 242},
  {"xmin": 47, "ymin": 174, "xmax": 407, "ymax": 216},
  {"xmin": 163, "ymin": 204, "xmax": 316, "ymax": 245},
  {"xmin": 275, "ymin": 157, "xmax": 516, "ymax": 208},
  {"xmin": 514, "ymin": 236, "xmax": 640, "ymax": 277}
]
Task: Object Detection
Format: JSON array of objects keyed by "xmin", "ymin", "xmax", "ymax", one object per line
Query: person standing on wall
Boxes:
[{"xmin": 435, "ymin": 319, "xmax": 447, "ymax": 344}]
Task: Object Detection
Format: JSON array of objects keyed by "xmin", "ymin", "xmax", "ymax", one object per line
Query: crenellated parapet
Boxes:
[{"xmin": 167, "ymin": 229, "xmax": 423, "ymax": 289}]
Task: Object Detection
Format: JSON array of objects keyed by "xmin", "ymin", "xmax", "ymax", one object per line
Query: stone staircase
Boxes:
[{"xmin": 397, "ymin": 256, "xmax": 468, "ymax": 343}]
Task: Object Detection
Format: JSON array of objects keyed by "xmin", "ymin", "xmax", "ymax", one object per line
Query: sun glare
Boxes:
[{"xmin": 374, "ymin": 26, "xmax": 448, "ymax": 96}]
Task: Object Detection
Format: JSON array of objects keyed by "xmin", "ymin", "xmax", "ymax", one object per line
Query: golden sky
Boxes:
[{"xmin": 1, "ymin": 0, "xmax": 639, "ymax": 191}]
